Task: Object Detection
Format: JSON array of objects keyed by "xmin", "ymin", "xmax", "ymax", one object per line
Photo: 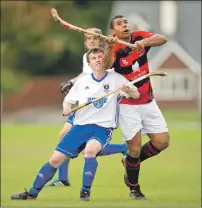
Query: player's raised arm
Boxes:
[{"xmin": 102, "ymin": 36, "xmax": 116, "ymax": 69}]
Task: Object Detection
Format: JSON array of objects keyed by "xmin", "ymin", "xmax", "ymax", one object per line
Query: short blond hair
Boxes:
[
  {"xmin": 84, "ymin": 28, "xmax": 102, "ymax": 37},
  {"xmin": 86, "ymin": 47, "xmax": 104, "ymax": 63}
]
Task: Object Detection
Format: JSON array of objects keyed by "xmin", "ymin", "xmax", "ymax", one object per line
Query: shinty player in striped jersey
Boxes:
[
  {"xmin": 103, "ymin": 15, "xmax": 169, "ymax": 200},
  {"xmin": 46, "ymin": 28, "xmax": 128, "ymax": 187}
]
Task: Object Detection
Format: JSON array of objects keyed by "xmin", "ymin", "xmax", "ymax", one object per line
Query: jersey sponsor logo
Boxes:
[
  {"xmin": 87, "ymin": 97, "xmax": 107, "ymax": 109},
  {"xmin": 121, "ymin": 59, "xmax": 129, "ymax": 66}
]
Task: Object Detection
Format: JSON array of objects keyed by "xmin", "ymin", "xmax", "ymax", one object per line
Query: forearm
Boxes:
[
  {"xmin": 142, "ymin": 34, "xmax": 167, "ymax": 47},
  {"xmin": 102, "ymin": 46, "xmax": 114, "ymax": 69}
]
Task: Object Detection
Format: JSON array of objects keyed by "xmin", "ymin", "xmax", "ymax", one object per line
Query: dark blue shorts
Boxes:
[{"xmin": 56, "ymin": 124, "xmax": 113, "ymax": 158}]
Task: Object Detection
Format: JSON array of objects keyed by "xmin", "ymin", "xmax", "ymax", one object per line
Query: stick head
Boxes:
[
  {"xmin": 153, "ymin": 71, "xmax": 167, "ymax": 77},
  {"xmin": 50, "ymin": 8, "xmax": 60, "ymax": 22}
]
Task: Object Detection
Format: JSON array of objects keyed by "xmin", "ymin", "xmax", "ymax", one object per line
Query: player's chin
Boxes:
[
  {"xmin": 95, "ymin": 64, "xmax": 102, "ymax": 69},
  {"xmin": 122, "ymin": 32, "xmax": 130, "ymax": 38}
]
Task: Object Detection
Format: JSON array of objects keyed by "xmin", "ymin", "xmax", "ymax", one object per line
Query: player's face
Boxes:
[
  {"xmin": 88, "ymin": 52, "xmax": 104, "ymax": 71},
  {"xmin": 84, "ymin": 34, "xmax": 102, "ymax": 49},
  {"xmin": 111, "ymin": 17, "xmax": 131, "ymax": 39}
]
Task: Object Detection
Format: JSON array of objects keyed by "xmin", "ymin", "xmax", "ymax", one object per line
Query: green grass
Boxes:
[
  {"xmin": 161, "ymin": 108, "xmax": 201, "ymax": 123},
  {"xmin": 1, "ymin": 116, "xmax": 201, "ymax": 207}
]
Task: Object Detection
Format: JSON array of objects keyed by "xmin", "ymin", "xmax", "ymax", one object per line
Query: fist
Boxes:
[
  {"xmin": 120, "ymin": 84, "xmax": 139, "ymax": 99},
  {"xmin": 133, "ymin": 40, "xmax": 144, "ymax": 55},
  {"xmin": 120, "ymin": 84, "xmax": 131, "ymax": 93},
  {"xmin": 62, "ymin": 107, "xmax": 72, "ymax": 116},
  {"xmin": 106, "ymin": 35, "xmax": 118, "ymax": 48}
]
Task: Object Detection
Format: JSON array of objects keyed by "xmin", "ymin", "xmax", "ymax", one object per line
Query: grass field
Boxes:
[{"xmin": 1, "ymin": 109, "xmax": 201, "ymax": 207}]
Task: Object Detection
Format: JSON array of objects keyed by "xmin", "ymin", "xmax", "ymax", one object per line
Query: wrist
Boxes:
[{"xmin": 106, "ymin": 44, "xmax": 114, "ymax": 50}]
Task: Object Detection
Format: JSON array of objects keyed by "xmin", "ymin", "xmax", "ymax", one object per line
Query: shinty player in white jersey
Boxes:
[
  {"xmin": 47, "ymin": 28, "xmax": 128, "ymax": 187},
  {"xmin": 11, "ymin": 47, "xmax": 139, "ymax": 201}
]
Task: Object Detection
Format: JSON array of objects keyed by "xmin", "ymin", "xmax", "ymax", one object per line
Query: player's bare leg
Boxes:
[
  {"xmin": 11, "ymin": 151, "xmax": 70, "ymax": 200},
  {"xmin": 80, "ymin": 139, "xmax": 102, "ymax": 201}
]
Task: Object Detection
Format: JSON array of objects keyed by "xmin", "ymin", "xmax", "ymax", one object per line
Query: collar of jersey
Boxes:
[{"xmin": 91, "ymin": 71, "xmax": 108, "ymax": 82}]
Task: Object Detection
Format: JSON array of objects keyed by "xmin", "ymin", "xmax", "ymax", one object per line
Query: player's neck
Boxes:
[
  {"xmin": 92, "ymin": 71, "xmax": 107, "ymax": 80},
  {"xmin": 119, "ymin": 36, "xmax": 131, "ymax": 43}
]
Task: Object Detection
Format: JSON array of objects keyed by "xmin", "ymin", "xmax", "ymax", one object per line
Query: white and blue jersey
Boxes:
[{"xmin": 65, "ymin": 71, "xmax": 129, "ymax": 129}]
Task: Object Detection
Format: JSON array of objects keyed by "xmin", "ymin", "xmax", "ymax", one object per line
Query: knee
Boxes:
[
  {"xmin": 49, "ymin": 157, "xmax": 61, "ymax": 168},
  {"xmin": 84, "ymin": 149, "xmax": 97, "ymax": 158},
  {"xmin": 153, "ymin": 133, "xmax": 170, "ymax": 150},
  {"xmin": 84, "ymin": 139, "xmax": 102, "ymax": 157},
  {"xmin": 128, "ymin": 145, "xmax": 141, "ymax": 157}
]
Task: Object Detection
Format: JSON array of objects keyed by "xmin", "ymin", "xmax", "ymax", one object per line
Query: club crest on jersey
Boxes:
[
  {"xmin": 87, "ymin": 97, "xmax": 107, "ymax": 109},
  {"xmin": 103, "ymin": 84, "xmax": 110, "ymax": 92},
  {"xmin": 132, "ymin": 61, "xmax": 140, "ymax": 72}
]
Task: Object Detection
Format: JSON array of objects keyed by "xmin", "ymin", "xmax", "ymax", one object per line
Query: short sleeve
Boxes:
[
  {"xmin": 134, "ymin": 31, "xmax": 155, "ymax": 39},
  {"xmin": 64, "ymin": 81, "xmax": 80, "ymax": 104}
]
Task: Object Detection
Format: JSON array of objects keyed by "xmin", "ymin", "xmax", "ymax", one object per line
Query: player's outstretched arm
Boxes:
[
  {"xmin": 139, "ymin": 34, "xmax": 167, "ymax": 48},
  {"xmin": 102, "ymin": 36, "xmax": 117, "ymax": 69}
]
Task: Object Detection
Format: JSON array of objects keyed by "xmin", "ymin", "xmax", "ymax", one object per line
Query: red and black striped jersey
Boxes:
[{"xmin": 112, "ymin": 31, "xmax": 154, "ymax": 105}]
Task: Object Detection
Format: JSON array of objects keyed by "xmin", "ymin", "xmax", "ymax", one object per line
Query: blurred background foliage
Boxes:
[{"xmin": 1, "ymin": 1, "xmax": 113, "ymax": 94}]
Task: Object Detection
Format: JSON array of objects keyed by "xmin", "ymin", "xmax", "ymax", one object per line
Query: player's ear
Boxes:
[
  {"xmin": 84, "ymin": 41, "xmax": 87, "ymax": 49},
  {"xmin": 110, "ymin": 29, "xmax": 116, "ymax": 36}
]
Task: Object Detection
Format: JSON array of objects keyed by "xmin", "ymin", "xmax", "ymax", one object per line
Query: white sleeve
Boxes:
[
  {"xmin": 82, "ymin": 53, "xmax": 92, "ymax": 74},
  {"xmin": 114, "ymin": 72, "xmax": 130, "ymax": 86},
  {"xmin": 64, "ymin": 81, "xmax": 80, "ymax": 104}
]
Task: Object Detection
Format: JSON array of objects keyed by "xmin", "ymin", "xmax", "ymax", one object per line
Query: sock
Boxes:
[
  {"xmin": 140, "ymin": 141, "xmax": 161, "ymax": 162},
  {"xmin": 81, "ymin": 157, "xmax": 98, "ymax": 193},
  {"xmin": 29, "ymin": 162, "xmax": 57, "ymax": 196},
  {"xmin": 125, "ymin": 154, "xmax": 140, "ymax": 189},
  {"xmin": 99, "ymin": 143, "xmax": 127, "ymax": 156},
  {"xmin": 58, "ymin": 160, "xmax": 70, "ymax": 181}
]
